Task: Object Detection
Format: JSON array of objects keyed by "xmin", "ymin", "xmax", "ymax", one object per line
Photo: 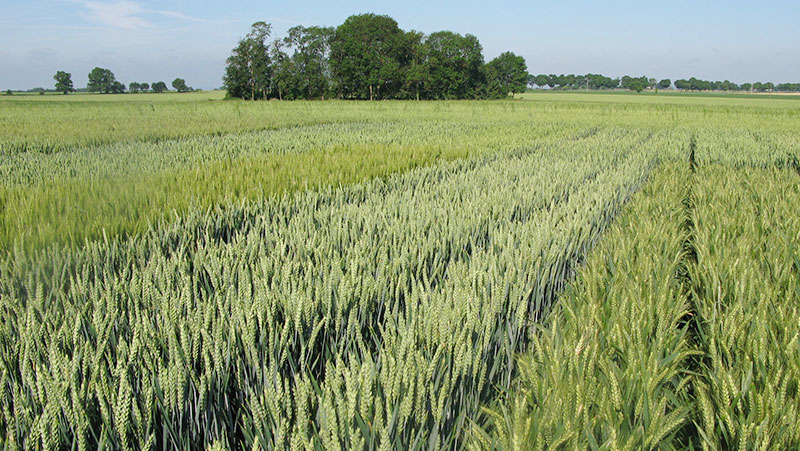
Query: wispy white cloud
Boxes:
[
  {"xmin": 147, "ymin": 8, "xmax": 211, "ymax": 23},
  {"xmin": 80, "ymin": 1, "xmax": 149, "ymax": 29},
  {"xmin": 78, "ymin": 1, "xmax": 210, "ymax": 30}
]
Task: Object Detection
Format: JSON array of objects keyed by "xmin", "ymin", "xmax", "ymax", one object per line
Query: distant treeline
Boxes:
[
  {"xmin": 223, "ymin": 14, "xmax": 529, "ymax": 100},
  {"xmin": 3, "ymin": 69, "xmax": 196, "ymax": 95},
  {"xmin": 528, "ymin": 74, "xmax": 800, "ymax": 93}
]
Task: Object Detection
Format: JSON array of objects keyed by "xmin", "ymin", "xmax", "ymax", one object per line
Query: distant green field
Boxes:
[
  {"xmin": 2, "ymin": 93, "xmax": 796, "ymax": 251},
  {"xmin": 1, "ymin": 91, "xmax": 798, "ymax": 449}
]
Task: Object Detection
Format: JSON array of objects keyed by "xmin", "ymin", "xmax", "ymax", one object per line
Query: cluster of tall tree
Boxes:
[
  {"xmin": 86, "ymin": 68, "xmax": 127, "ymax": 94},
  {"xmin": 223, "ymin": 14, "xmax": 528, "ymax": 100}
]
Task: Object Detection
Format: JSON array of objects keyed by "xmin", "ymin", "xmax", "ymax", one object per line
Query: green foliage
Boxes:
[
  {"xmin": 87, "ymin": 67, "xmax": 116, "ymax": 93},
  {"xmin": 224, "ymin": 22, "xmax": 272, "ymax": 100},
  {"xmin": 53, "ymin": 70, "xmax": 74, "ymax": 94},
  {"xmin": 224, "ymin": 15, "xmax": 531, "ymax": 100},
  {"xmin": 151, "ymin": 81, "xmax": 168, "ymax": 93},
  {"xmin": 529, "ymin": 73, "xmax": 620, "ymax": 90},
  {"xmin": 484, "ymin": 52, "xmax": 528, "ymax": 98},
  {"xmin": 425, "ymin": 31, "xmax": 485, "ymax": 99},
  {"xmin": 675, "ymin": 77, "xmax": 741, "ymax": 92},
  {"xmin": 621, "ymin": 75, "xmax": 649, "ymax": 92},
  {"xmin": 171, "ymin": 78, "xmax": 191, "ymax": 92},
  {"xmin": 330, "ymin": 14, "xmax": 410, "ymax": 100},
  {"xmin": 282, "ymin": 25, "xmax": 335, "ymax": 99}
]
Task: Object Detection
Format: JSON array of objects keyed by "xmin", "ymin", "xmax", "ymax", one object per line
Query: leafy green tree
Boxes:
[
  {"xmin": 172, "ymin": 78, "xmax": 191, "ymax": 92},
  {"xmin": 270, "ymin": 40, "xmax": 294, "ymax": 100},
  {"xmin": 584, "ymin": 73, "xmax": 618, "ymax": 89},
  {"xmin": 776, "ymin": 83, "xmax": 800, "ymax": 92},
  {"xmin": 657, "ymin": 79, "xmax": 671, "ymax": 89},
  {"xmin": 484, "ymin": 51, "xmax": 528, "ymax": 98},
  {"xmin": 284, "ymin": 25, "xmax": 335, "ymax": 99},
  {"xmin": 688, "ymin": 77, "xmax": 712, "ymax": 91},
  {"xmin": 621, "ymin": 75, "xmax": 648, "ymax": 92},
  {"xmin": 110, "ymin": 81, "xmax": 126, "ymax": 94},
  {"xmin": 424, "ymin": 31, "xmax": 485, "ymax": 99},
  {"xmin": 224, "ymin": 22, "xmax": 273, "ymax": 100},
  {"xmin": 740, "ymin": 82, "xmax": 752, "ymax": 91},
  {"xmin": 533, "ymin": 74, "xmax": 550, "ymax": 88},
  {"xmin": 129, "ymin": 82, "xmax": 141, "ymax": 93},
  {"xmin": 140, "ymin": 82, "xmax": 150, "ymax": 92},
  {"xmin": 480, "ymin": 64, "xmax": 503, "ymax": 98},
  {"xmin": 330, "ymin": 14, "xmax": 410, "ymax": 100},
  {"xmin": 553, "ymin": 74, "xmax": 573, "ymax": 89},
  {"xmin": 151, "ymin": 81, "xmax": 168, "ymax": 93},
  {"xmin": 53, "ymin": 71, "xmax": 74, "ymax": 94},
  {"xmin": 4, "ymin": 89, "xmax": 11, "ymax": 96},
  {"xmin": 87, "ymin": 67, "xmax": 116, "ymax": 93},
  {"xmin": 403, "ymin": 31, "xmax": 430, "ymax": 100}
]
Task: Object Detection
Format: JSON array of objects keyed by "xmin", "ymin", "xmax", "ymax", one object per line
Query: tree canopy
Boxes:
[
  {"xmin": 223, "ymin": 22, "xmax": 273, "ymax": 100},
  {"xmin": 330, "ymin": 14, "xmax": 410, "ymax": 100},
  {"xmin": 151, "ymin": 81, "xmax": 168, "ymax": 93},
  {"xmin": 223, "ymin": 15, "xmax": 798, "ymax": 99},
  {"xmin": 484, "ymin": 52, "xmax": 528, "ymax": 98},
  {"xmin": 223, "ymin": 14, "xmax": 528, "ymax": 100},
  {"xmin": 172, "ymin": 78, "xmax": 191, "ymax": 92},
  {"xmin": 87, "ymin": 67, "xmax": 116, "ymax": 94},
  {"xmin": 53, "ymin": 71, "xmax": 74, "ymax": 95},
  {"xmin": 425, "ymin": 31, "xmax": 485, "ymax": 99}
]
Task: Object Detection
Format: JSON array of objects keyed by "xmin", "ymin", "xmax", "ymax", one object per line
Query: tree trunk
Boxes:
[{"xmin": 369, "ymin": 85, "xmax": 373, "ymax": 101}]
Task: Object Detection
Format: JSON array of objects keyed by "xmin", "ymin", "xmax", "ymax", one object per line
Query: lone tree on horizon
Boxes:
[
  {"xmin": 151, "ymin": 81, "xmax": 168, "ymax": 93},
  {"xmin": 172, "ymin": 78, "xmax": 191, "ymax": 92},
  {"xmin": 87, "ymin": 67, "xmax": 116, "ymax": 93},
  {"xmin": 53, "ymin": 71, "xmax": 74, "ymax": 95}
]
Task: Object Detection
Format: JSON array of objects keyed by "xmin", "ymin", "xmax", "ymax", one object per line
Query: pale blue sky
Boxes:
[{"xmin": 1, "ymin": 0, "xmax": 798, "ymax": 90}]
